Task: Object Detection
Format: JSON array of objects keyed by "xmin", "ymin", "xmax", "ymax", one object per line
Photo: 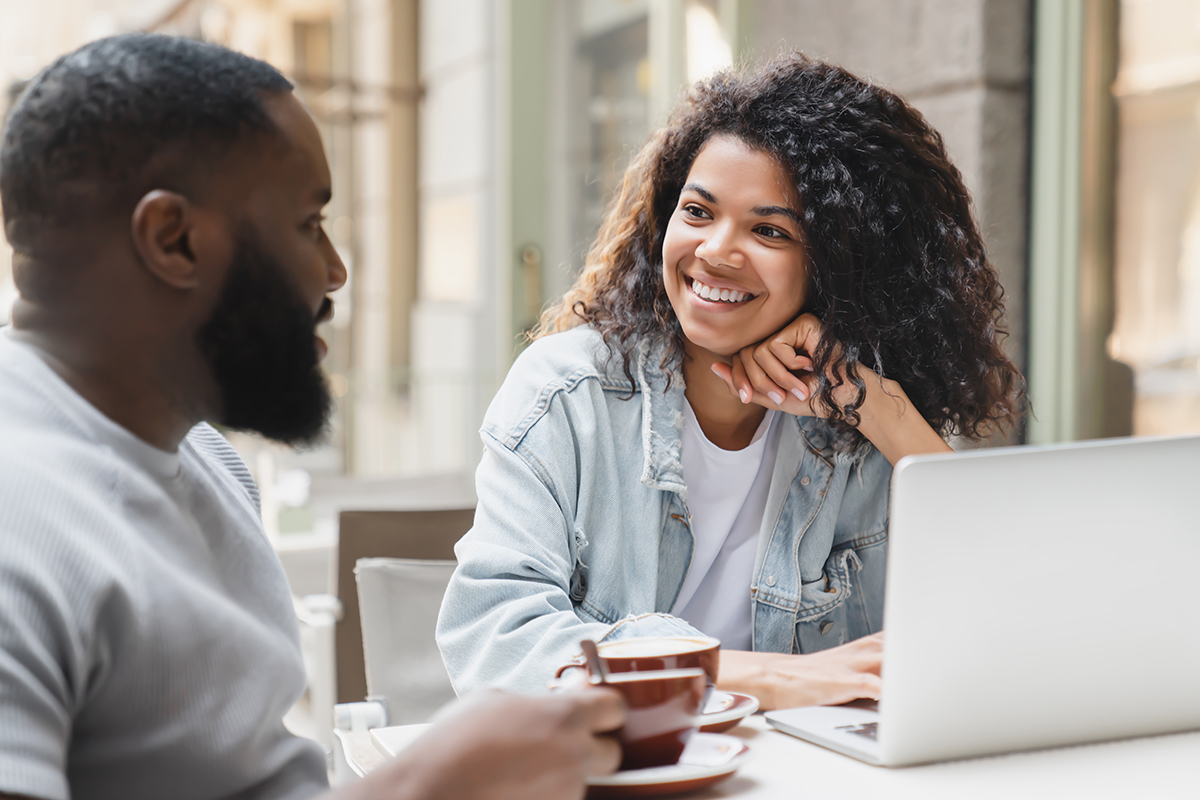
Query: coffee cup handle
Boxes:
[
  {"xmin": 554, "ymin": 657, "xmax": 587, "ymax": 679},
  {"xmin": 547, "ymin": 665, "xmax": 591, "ymax": 692}
]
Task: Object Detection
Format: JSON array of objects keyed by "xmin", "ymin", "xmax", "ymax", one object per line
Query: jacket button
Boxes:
[
  {"xmin": 765, "ymin": 576, "xmax": 776, "ymax": 587},
  {"xmin": 819, "ymin": 620, "xmax": 834, "ymax": 635},
  {"xmin": 800, "ymin": 476, "xmax": 811, "ymax": 486}
]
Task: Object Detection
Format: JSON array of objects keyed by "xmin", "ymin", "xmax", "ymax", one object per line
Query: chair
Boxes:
[
  {"xmin": 330, "ymin": 700, "xmax": 389, "ymax": 786},
  {"xmin": 356, "ymin": 557, "xmax": 459, "ymax": 724},
  {"xmin": 335, "ymin": 508, "xmax": 475, "ymax": 704}
]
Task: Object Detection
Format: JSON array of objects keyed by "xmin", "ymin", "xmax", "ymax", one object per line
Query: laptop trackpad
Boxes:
[{"xmin": 765, "ymin": 701, "xmax": 883, "ymax": 765}]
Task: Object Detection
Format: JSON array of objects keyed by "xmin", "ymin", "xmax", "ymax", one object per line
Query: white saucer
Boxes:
[
  {"xmin": 699, "ymin": 691, "xmax": 760, "ymax": 733},
  {"xmin": 586, "ymin": 733, "xmax": 751, "ymax": 797}
]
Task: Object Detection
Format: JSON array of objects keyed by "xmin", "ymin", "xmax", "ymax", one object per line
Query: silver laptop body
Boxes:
[{"xmin": 767, "ymin": 434, "xmax": 1200, "ymax": 767}]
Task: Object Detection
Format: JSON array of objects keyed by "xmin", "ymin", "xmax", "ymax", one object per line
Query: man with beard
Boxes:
[{"xmin": 0, "ymin": 33, "xmax": 623, "ymax": 800}]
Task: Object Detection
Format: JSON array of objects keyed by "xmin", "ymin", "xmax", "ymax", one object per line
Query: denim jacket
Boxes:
[{"xmin": 436, "ymin": 326, "xmax": 891, "ymax": 695}]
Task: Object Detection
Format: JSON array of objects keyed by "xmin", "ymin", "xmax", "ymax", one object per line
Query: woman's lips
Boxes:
[
  {"xmin": 688, "ymin": 276, "xmax": 756, "ymax": 305},
  {"xmin": 315, "ymin": 335, "xmax": 328, "ymax": 362}
]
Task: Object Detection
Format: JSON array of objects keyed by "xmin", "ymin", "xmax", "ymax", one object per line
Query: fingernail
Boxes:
[
  {"xmin": 792, "ymin": 387, "xmax": 807, "ymax": 401},
  {"xmin": 711, "ymin": 364, "xmax": 721, "ymax": 376},
  {"xmin": 738, "ymin": 389, "xmax": 749, "ymax": 403},
  {"xmin": 768, "ymin": 391, "xmax": 784, "ymax": 405}
]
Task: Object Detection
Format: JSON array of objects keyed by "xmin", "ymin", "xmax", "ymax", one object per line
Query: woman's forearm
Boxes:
[{"xmin": 855, "ymin": 377, "xmax": 952, "ymax": 466}]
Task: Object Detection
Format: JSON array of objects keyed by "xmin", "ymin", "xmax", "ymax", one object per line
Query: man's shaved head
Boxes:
[{"xmin": 0, "ymin": 33, "xmax": 293, "ymax": 257}]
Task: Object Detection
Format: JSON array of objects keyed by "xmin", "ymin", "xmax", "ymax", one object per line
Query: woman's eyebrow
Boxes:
[
  {"xmin": 682, "ymin": 182, "xmax": 800, "ymax": 225},
  {"xmin": 752, "ymin": 204, "xmax": 802, "ymax": 224},
  {"xmin": 680, "ymin": 182, "xmax": 716, "ymax": 203}
]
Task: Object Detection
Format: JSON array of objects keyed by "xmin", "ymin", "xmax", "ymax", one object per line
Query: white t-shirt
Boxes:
[
  {"xmin": 671, "ymin": 401, "xmax": 782, "ymax": 651},
  {"xmin": 0, "ymin": 329, "xmax": 327, "ymax": 800}
]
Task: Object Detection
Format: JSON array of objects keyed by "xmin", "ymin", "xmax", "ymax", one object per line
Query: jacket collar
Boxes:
[
  {"xmin": 634, "ymin": 336, "xmax": 840, "ymax": 497},
  {"xmin": 636, "ymin": 337, "xmax": 688, "ymax": 495}
]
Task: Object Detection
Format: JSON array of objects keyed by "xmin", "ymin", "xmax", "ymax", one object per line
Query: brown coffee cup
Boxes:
[
  {"xmin": 595, "ymin": 667, "xmax": 707, "ymax": 771},
  {"xmin": 595, "ymin": 635, "xmax": 721, "ymax": 688}
]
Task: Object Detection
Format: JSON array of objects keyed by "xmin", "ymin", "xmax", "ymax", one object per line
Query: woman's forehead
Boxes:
[{"xmin": 685, "ymin": 135, "xmax": 798, "ymax": 207}]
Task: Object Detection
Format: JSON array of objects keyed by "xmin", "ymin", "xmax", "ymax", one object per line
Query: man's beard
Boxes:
[{"xmin": 196, "ymin": 231, "xmax": 332, "ymax": 446}]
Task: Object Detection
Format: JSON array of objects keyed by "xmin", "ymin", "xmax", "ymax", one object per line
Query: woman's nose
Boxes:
[{"xmin": 694, "ymin": 222, "xmax": 741, "ymax": 268}]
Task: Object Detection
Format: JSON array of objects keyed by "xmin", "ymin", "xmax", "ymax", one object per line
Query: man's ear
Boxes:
[{"xmin": 130, "ymin": 190, "xmax": 201, "ymax": 289}]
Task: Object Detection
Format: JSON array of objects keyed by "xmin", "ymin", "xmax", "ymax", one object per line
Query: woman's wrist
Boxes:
[
  {"xmin": 854, "ymin": 376, "xmax": 951, "ymax": 465},
  {"xmin": 716, "ymin": 650, "xmax": 780, "ymax": 709}
]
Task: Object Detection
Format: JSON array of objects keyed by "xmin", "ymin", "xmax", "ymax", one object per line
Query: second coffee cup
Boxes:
[{"xmin": 596, "ymin": 667, "xmax": 707, "ymax": 770}]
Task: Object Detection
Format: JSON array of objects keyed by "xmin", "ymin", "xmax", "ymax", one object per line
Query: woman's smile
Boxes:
[{"xmin": 687, "ymin": 275, "xmax": 757, "ymax": 305}]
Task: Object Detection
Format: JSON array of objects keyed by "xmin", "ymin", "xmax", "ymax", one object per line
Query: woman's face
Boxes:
[{"xmin": 662, "ymin": 134, "xmax": 809, "ymax": 360}]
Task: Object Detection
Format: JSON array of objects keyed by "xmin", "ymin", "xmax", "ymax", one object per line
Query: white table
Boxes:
[{"xmin": 364, "ymin": 714, "xmax": 1200, "ymax": 799}]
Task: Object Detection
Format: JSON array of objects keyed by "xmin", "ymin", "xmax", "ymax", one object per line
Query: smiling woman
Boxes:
[{"xmin": 435, "ymin": 52, "xmax": 1025, "ymax": 710}]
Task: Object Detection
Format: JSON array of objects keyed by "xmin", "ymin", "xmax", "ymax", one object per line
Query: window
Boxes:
[{"xmin": 1109, "ymin": 0, "xmax": 1200, "ymax": 435}]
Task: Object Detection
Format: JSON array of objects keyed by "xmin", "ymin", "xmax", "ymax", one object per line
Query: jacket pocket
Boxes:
[{"xmin": 793, "ymin": 541, "xmax": 884, "ymax": 653}]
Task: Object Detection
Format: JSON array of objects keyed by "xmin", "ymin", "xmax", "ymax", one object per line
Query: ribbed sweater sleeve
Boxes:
[{"xmin": 0, "ymin": 450, "xmax": 110, "ymax": 800}]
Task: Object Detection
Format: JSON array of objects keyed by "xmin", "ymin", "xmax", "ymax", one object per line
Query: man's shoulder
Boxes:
[
  {"xmin": 183, "ymin": 423, "xmax": 261, "ymax": 517},
  {"xmin": 0, "ymin": 331, "xmax": 115, "ymax": 471},
  {"xmin": 0, "ymin": 421, "xmax": 136, "ymax": 622},
  {"xmin": 0, "ymin": 411, "xmax": 118, "ymax": 502}
]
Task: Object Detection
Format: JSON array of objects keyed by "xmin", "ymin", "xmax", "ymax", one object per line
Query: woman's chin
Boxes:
[
  {"xmin": 682, "ymin": 333, "xmax": 752, "ymax": 360},
  {"xmin": 677, "ymin": 314, "xmax": 782, "ymax": 359}
]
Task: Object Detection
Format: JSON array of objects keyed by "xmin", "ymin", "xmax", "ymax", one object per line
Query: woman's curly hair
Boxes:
[{"xmin": 534, "ymin": 52, "xmax": 1024, "ymax": 450}]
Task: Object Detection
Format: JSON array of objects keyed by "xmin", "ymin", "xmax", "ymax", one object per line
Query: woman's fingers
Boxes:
[
  {"xmin": 756, "ymin": 340, "xmax": 814, "ymax": 403},
  {"xmin": 723, "ymin": 355, "xmax": 812, "ymax": 415},
  {"xmin": 767, "ymin": 336, "xmax": 813, "ymax": 373},
  {"xmin": 710, "ymin": 361, "xmax": 742, "ymax": 401},
  {"xmin": 710, "ymin": 358, "xmax": 763, "ymax": 406},
  {"xmin": 856, "ymin": 673, "xmax": 883, "ymax": 701},
  {"xmin": 740, "ymin": 345, "xmax": 818, "ymax": 416},
  {"xmin": 713, "ymin": 359, "xmax": 795, "ymax": 411},
  {"xmin": 852, "ymin": 644, "xmax": 884, "ymax": 676},
  {"xmin": 737, "ymin": 348, "xmax": 786, "ymax": 406}
]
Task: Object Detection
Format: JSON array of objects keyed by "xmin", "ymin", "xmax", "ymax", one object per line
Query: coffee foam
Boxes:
[{"xmin": 597, "ymin": 636, "xmax": 718, "ymax": 658}]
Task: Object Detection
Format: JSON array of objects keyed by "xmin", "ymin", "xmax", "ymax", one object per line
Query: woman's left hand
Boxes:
[
  {"xmin": 710, "ymin": 312, "xmax": 868, "ymax": 417},
  {"xmin": 711, "ymin": 313, "xmax": 952, "ymax": 465}
]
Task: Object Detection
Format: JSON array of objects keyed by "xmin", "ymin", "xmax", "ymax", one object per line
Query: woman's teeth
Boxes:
[{"xmin": 691, "ymin": 278, "xmax": 752, "ymax": 304}]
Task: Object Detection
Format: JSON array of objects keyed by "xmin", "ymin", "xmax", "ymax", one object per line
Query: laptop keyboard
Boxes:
[{"xmin": 835, "ymin": 722, "xmax": 879, "ymax": 741}]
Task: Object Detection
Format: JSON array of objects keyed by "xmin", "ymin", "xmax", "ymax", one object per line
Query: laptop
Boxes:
[{"xmin": 766, "ymin": 433, "xmax": 1200, "ymax": 767}]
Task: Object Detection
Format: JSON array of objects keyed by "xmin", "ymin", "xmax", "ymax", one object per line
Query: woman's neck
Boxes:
[{"xmin": 681, "ymin": 345, "xmax": 768, "ymax": 451}]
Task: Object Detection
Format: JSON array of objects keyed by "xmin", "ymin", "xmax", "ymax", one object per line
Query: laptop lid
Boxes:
[{"xmin": 877, "ymin": 434, "xmax": 1200, "ymax": 766}]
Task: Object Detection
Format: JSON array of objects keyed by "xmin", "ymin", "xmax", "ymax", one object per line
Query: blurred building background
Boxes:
[{"xmin": 1, "ymin": 0, "xmax": 1198, "ymax": 592}]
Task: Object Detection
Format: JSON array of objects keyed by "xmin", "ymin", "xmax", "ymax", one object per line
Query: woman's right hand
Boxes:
[{"xmin": 717, "ymin": 632, "xmax": 883, "ymax": 710}]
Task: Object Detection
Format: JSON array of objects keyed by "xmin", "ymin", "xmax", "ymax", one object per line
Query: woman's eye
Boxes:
[
  {"xmin": 755, "ymin": 225, "xmax": 789, "ymax": 240},
  {"xmin": 682, "ymin": 204, "xmax": 710, "ymax": 220},
  {"xmin": 305, "ymin": 217, "xmax": 326, "ymax": 237}
]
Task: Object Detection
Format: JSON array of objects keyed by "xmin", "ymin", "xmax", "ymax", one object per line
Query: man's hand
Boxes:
[
  {"xmin": 344, "ymin": 688, "xmax": 625, "ymax": 800},
  {"xmin": 719, "ymin": 633, "xmax": 884, "ymax": 710}
]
